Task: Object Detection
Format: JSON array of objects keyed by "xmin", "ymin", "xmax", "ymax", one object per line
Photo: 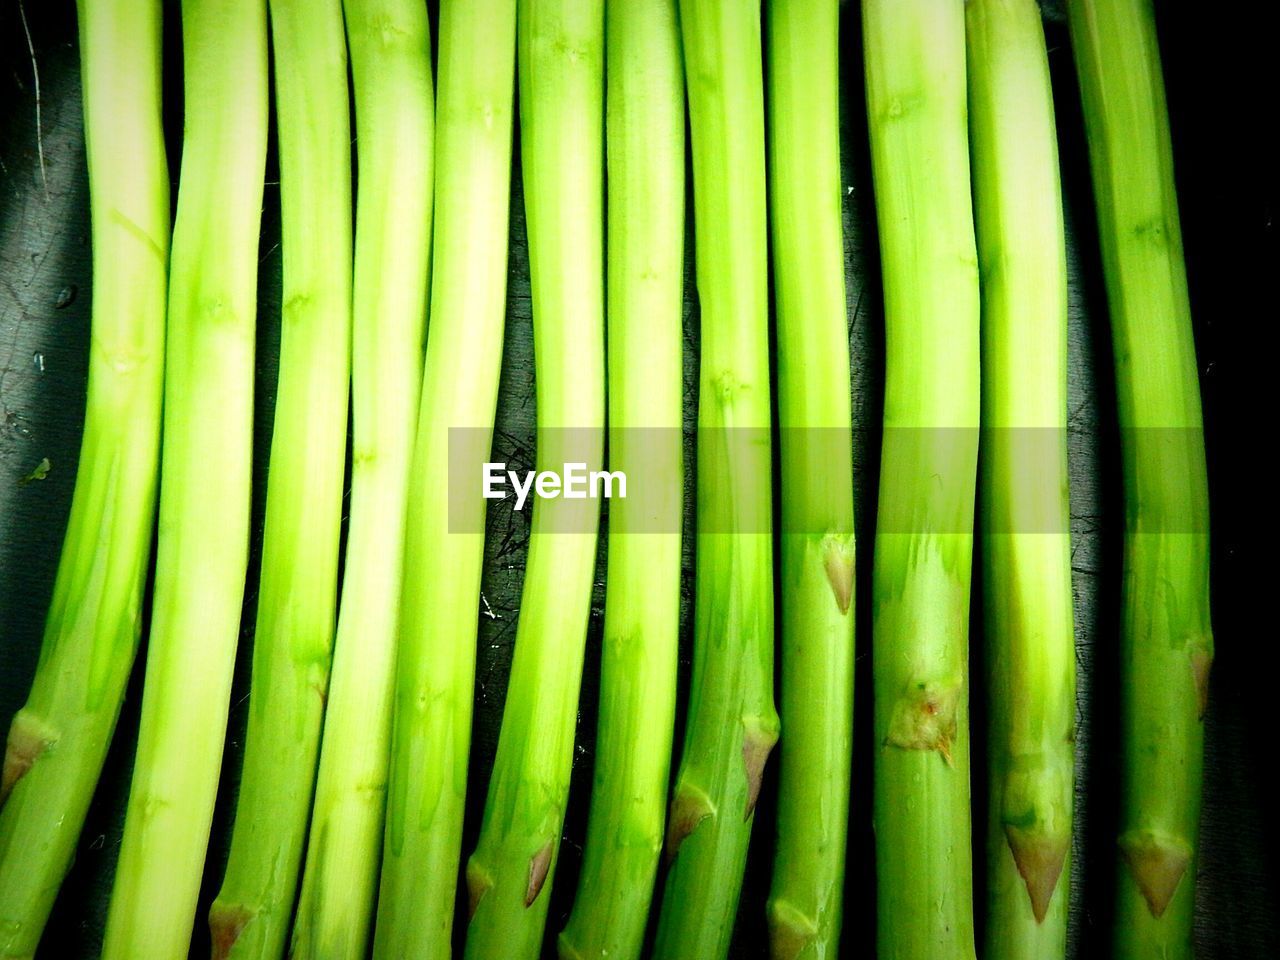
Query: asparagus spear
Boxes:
[
  {"xmin": 462, "ymin": 1, "xmax": 605, "ymax": 955},
  {"xmin": 966, "ymin": 0, "xmax": 1074, "ymax": 956},
  {"xmin": 764, "ymin": 1, "xmax": 856, "ymax": 957},
  {"xmin": 372, "ymin": 0, "xmax": 516, "ymax": 955},
  {"xmin": 1067, "ymin": 2, "xmax": 1213, "ymax": 955},
  {"xmin": 206, "ymin": 0, "xmax": 352, "ymax": 956},
  {"xmin": 287, "ymin": 0, "xmax": 433, "ymax": 956},
  {"xmin": 557, "ymin": 1, "xmax": 684, "ymax": 957},
  {"xmin": 99, "ymin": 0, "xmax": 268, "ymax": 955},
  {"xmin": 862, "ymin": 1, "xmax": 980, "ymax": 957},
  {"xmin": 651, "ymin": 1, "xmax": 777, "ymax": 956},
  {"xmin": 0, "ymin": 0, "xmax": 169, "ymax": 952}
]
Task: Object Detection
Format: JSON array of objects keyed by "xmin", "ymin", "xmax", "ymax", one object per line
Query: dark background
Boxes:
[{"xmin": 0, "ymin": 0, "xmax": 1275, "ymax": 956}]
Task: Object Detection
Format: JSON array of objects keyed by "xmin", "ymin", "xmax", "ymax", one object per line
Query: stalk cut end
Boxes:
[
  {"xmin": 766, "ymin": 898, "xmax": 817, "ymax": 960},
  {"xmin": 1190, "ymin": 643, "xmax": 1213, "ymax": 719},
  {"xmin": 665, "ymin": 782, "xmax": 714, "ymax": 862},
  {"xmin": 2, "ymin": 710, "xmax": 58, "ymax": 803},
  {"xmin": 1119, "ymin": 829, "xmax": 1191, "ymax": 918},
  {"xmin": 208, "ymin": 903, "xmax": 253, "ymax": 960},
  {"xmin": 742, "ymin": 719, "xmax": 779, "ymax": 818},
  {"xmin": 525, "ymin": 838, "xmax": 555, "ymax": 907},
  {"xmin": 822, "ymin": 536, "xmax": 855, "ymax": 615},
  {"xmin": 466, "ymin": 858, "xmax": 494, "ymax": 921},
  {"xmin": 885, "ymin": 677, "xmax": 961, "ymax": 765},
  {"xmin": 1004, "ymin": 824, "xmax": 1069, "ymax": 923}
]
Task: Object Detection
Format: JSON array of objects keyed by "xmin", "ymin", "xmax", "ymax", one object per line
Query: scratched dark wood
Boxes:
[{"xmin": 0, "ymin": 1, "xmax": 1274, "ymax": 957}]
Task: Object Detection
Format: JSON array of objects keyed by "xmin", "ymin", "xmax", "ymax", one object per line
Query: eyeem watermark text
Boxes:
[{"xmin": 482, "ymin": 462, "xmax": 627, "ymax": 511}]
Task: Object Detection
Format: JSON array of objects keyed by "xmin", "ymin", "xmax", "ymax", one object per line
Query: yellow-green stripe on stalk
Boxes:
[
  {"xmin": 1067, "ymin": 1, "xmax": 1213, "ymax": 956},
  {"xmin": 0, "ymin": 0, "xmax": 169, "ymax": 952},
  {"xmin": 373, "ymin": 0, "xmax": 516, "ymax": 955},
  {"xmin": 966, "ymin": 0, "xmax": 1074, "ymax": 956},
  {"xmin": 557, "ymin": 1, "xmax": 684, "ymax": 958},
  {"xmin": 208, "ymin": 0, "xmax": 352, "ymax": 955},
  {"xmin": 100, "ymin": 0, "xmax": 268, "ymax": 955},
  {"xmin": 287, "ymin": 0, "xmax": 433, "ymax": 956},
  {"xmin": 462, "ymin": 1, "xmax": 605, "ymax": 956},
  {"xmin": 652, "ymin": 0, "xmax": 777, "ymax": 957},
  {"xmin": 862, "ymin": 0, "xmax": 980, "ymax": 957},
  {"xmin": 763, "ymin": 1, "xmax": 856, "ymax": 958}
]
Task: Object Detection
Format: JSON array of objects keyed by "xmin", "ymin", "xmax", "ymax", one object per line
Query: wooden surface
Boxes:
[{"xmin": 0, "ymin": 1, "xmax": 1274, "ymax": 956}]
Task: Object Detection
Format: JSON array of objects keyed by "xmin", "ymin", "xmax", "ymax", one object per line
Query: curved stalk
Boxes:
[
  {"xmin": 0, "ymin": 0, "xmax": 169, "ymax": 953},
  {"xmin": 966, "ymin": 0, "xmax": 1074, "ymax": 956},
  {"xmin": 763, "ymin": 1, "xmax": 856, "ymax": 958},
  {"xmin": 286, "ymin": 1, "xmax": 433, "ymax": 957},
  {"xmin": 462, "ymin": 1, "xmax": 605, "ymax": 956},
  {"xmin": 557, "ymin": 1, "xmax": 684, "ymax": 958},
  {"xmin": 207, "ymin": 0, "xmax": 352, "ymax": 956},
  {"xmin": 1067, "ymin": 2, "xmax": 1213, "ymax": 956},
  {"xmin": 862, "ymin": 1, "xmax": 980, "ymax": 957},
  {"xmin": 651, "ymin": 1, "xmax": 777, "ymax": 957},
  {"xmin": 372, "ymin": 0, "xmax": 516, "ymax": 955},
  {"xmin": 100, "ymin": 0, "xmax": 268, "ymax": 955}
]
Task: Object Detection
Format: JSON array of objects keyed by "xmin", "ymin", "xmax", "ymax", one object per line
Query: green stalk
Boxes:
[
  {"xmin": 862, "ymin": 1, "xmax": 980, "ymax": 958},
  {"xmin": 557, "ymin": 1, "xmax": 684, "ymax": 958},
  {"xmin": 207, "ymin": 0, "xmax": 352, "ymax": 956},
  {"xmin": 100, "ymin": 0, "xmax": 268, "ymax": 955},
  {"xmin": 0, "ymin": 0, "xmax": 169, "ymax": 953},
  {"xmin": 462, "ymin": 1, "xmax": 605, "ymax": 956},
  {"xmin": 966, "ymin": 1, "xmax": 1073, "ymax": 956},
  {"xmin": 287, "ymin": 0, "xmax": 432, "ymax": 956},
  {"xmin": 372, "ymin": 0, "xmax": 516, "ymax": 955},
  {"xmin": 1067, "ymin": 2, "xmax": 1213, "ymax": 956},
  {"xmin": 652, "ymin": 1, "xmax": 776, "ymax": 957},
  {"xmin": 764, "ymin": 1, "xmax": 855, "ymax": 958}
]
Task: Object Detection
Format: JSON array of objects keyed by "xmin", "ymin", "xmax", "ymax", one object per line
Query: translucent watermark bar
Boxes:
[{"xmin": 446, "ymin": 427, "xmax": 1208, "ymax": 535}]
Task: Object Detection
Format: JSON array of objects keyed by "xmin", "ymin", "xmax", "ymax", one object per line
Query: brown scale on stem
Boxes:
[
  {"xmin": 664, "ymin": 783, "xmax": 713, "ymax": 862},
  {"xmin": 885, "ymin": 677, "xmax": 960, "ymax": 765},
  {"xmin": 1119, "ymin": 829, "xmax": 1190, "ymax": 918},
  {"xmin": 742, "ymin": 720, "xmax": 778, "ymax": 818},
  {"xmin": 822, "ymin": 537, "xmax": 855, "ymax": 615},
  {"xmin": 767, "ymin": 899, "xmax": 816, "ymax": 960},
  {"xmin": 465, "ymin": 859, "xmax": 493, "ymax": 921},
  {"xmin": 1, "ymin": 712, "xmax": 57, "ymax": 803},
  {"xmin": 208, "ymin": 903, "xmax": 252, "ymax": 960},
  {"xmin": 1004, "ymin": 825, "xmax": 1068, "ymax": 924},
  {"xmin": 524, "ymin": 838, "xmax": 554, "ymax": 906}
]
